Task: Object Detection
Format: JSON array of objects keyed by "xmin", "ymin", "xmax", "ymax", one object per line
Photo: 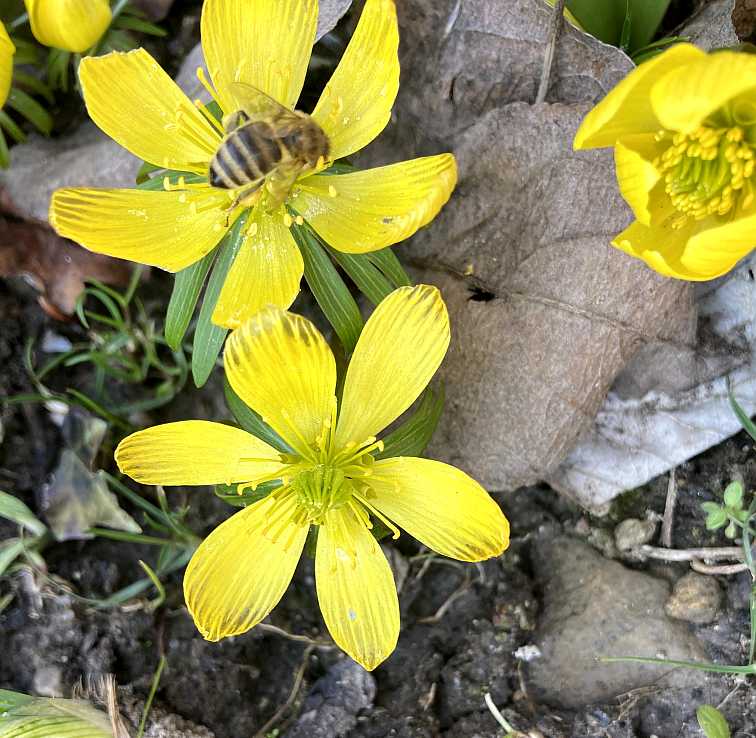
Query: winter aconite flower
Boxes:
[
  {"xmin": 24, "ymin": 0, "xmax": 112, "ymax": 53},
  {"xmin": 49, "ymin": 0, "xmax": 457, "ymax": 328},
  {"xmin": 0, "ymin": 22, "xmax": 14, "ymax": 110},
  {"xmin": 115, "ymin": 286, "xmax": 509, "ymax": 669},
  {"xmin": 574, "ymin": 43, "xmax": 756, "ymax": 280}
]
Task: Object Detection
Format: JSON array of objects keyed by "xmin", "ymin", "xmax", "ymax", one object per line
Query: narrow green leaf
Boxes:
[
  {"xmin": 741, "ymin": 496, "xmax": 756, "ymax": 663},
  {"xmin": 367, "ymin": 247, "xmax": 412, "ymax": 288},
  {"xmin": 0, "ymin": 128, "xmax": 9, "ymax": 169},
  {"xmin": 0, "ymin": 538, "xmax": 26, "ymax": 577},
  {"xmin": 114, "ymin": 14, "xmax": 167, "ymax": 36},
  {"xmin": 215, "ymin": 479, "xmax": 281, "ymax": 508},
  {"xmin": 135, "ymin": 160, "xmax": 160, "ymax": 184},
  {"xmin": 291, "ymin": 220, "xmax": 363, "ymax": 353},
  {"xmin": 0, "ymin": 689, "xmax": 35, "ymax": 712},
  {"xmin": 696, "ymin": 705, "xmax": 731, "ymax": 738},
  {"xmin": 6, "ymin": 88, "xmax": 52, "ymax": 135},
  {"xmin": 328, "ymin": 247, "xmax": 394, "ymax": 305},
  {"xmin": 729, "ymin": 389, "xmax": 756, "ymax": 444},
  {"xmin": 165, "ymin": 249, "xmax": 216, "ymax": 351},
  {"xmin": 191, "ymin": 213, "xmax": 248, "ymax": 387},
  {"xmin": 619, "ymin": 0, "xmax": 632, "ymax": 51},
  {"xmin": 0, "ymin": 491, "xmax": 47, "ymax": 536},
  {"xmin": 11, "ymin": 70, "xmax": 54, "ymax": 103},
  {"xmin": 599, "ymin": 655, "xmax": 756, "ymax": 675},
  {"xmin": 378, "ymin": 385, "xmax": 444, "ymax": 460},
  {"xmin": 223, "ymin": 377, "xmax": 290, "ymax": 452},
  {"xmin": 0, "ymin": 109, "xmax": 29, "ymax": 144}
]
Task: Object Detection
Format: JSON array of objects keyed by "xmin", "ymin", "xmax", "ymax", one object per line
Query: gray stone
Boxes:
[
  {"xmin": 526, "ymin": 536, "xmax": 708, "ymax": 709},
  {"xmin": 665, "ymin": 572, "xmax": 722, "ymax": 624},
  {"xmin": 31, "ymin": 665, "xmax": 64, "ymax": 697},
  {"xmin": 285, "ymin": 659, "xmax": 376, "ymax": 738},
  {"xmin": 614, "ymin": 518, "xmax": 658, "ymax": 551},
  {"xmin": 358, "ymin": 0, "xmax": 694, "ymax": 491}
]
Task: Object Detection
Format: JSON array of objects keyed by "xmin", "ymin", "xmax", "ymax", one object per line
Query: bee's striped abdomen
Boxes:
[{"xmin": 209, "ymin": 122, "xmax": 283, "ymax": 189}]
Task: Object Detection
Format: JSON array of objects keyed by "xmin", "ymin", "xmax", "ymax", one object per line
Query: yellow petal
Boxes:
[
  {"xmin": 614, "ymin": 134, "xmax": 666, "ymax": 226},
  {"xmin": 50, "ymin": 187, "xmax": 231, "ymax": 272},
  {"xmin": 0, "ymin": 22, "xmax": 15, "ymax": 110},
  {"xmin": 574, "ymin": 43, "xmax": 705, "ymax": 150},
  {"xmin": 612, "ymin": 219, "xmax": 704, "ymax": 280},
  {"xmin": 201, "ymin": 0, "xmax": 317, "ymax": 112},
  {"xmin": 26, "ymin": 0, "xmax": 111, "ymax": 53},
  {"xmin": 679, "ymin": 211, "xmax": 756, "ymax": 279},
  {"xmin": 290, "ymin": 155, "xmax": 457, "ymax": 254},
  {"xmin": 185, "ymin": 490, "xmax": 308, "ymax": 641},
  {"xmin": 224, "ymin": 307, "xmax": 336, "ymax": 457},
  {"xmin": 115, "ymin": 420, "xmax": 285, "ymax": 486},
  {"xmin": 336, "ymin": 285, "xmax": 449, "ymax": 447},
  {"xmin": 312, "ymin": 0, "xmax": 399, "ymax": 160},
  {"xmin": 316, "ymin": 507, "xmax": 399, "ymax": 670},
  {"xmin": 367, "ymin": 457, "xmax": 509, "ymax": 562},
  {"xmin": 79, "ymin": 49, "xmax": 220, "ymax": 173},
  {"xmin": 212, "ymin": 208, "xmax": 304, "ymax": 329},
  {"xmin": 651, "ymin": 51, "xmax": 756, "ymax": 135}
]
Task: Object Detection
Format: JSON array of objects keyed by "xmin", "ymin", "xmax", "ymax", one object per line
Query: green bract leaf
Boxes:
[
  {"xmin": 191, "ymin": 212, "xmax": 249, "ymax": 387},
  {"xmin": 367, "ymin": 248, "xmax": 412, "ymax": 288},
  {"xmin": 214, "ymin": 479, "xmax": 282, "ymax": 508},
  {"xmin": 378, "ymin": 384, "xmax": 445, "ymax": 460},
  {"xmin": 696, "ymin": 705, "xmax": 731, "ymax": 738},
  {"xmin": 165, "ymin": 250, "xmax": 216, "ymax": 351},
  {"xmin": 0, "ymin": 490, "xmax": 47, "ymax": 536},
  {"xmin": 291, "ymin": 219, "xmax": 363, "ymax": 354},
  {"xmin": 328, "ymin": 247, "xmax": 395, "ymax": 305},
  {"xmin": 223, "ymin": 376, "xmax": 289, "ymax": 452},
  {"xmin": 0, "ymin": 690, "xmax": 116, "ymax": 738},
  {"xmin": 723, "ymin": 481, "xmax": 745, "ymax": 510},
  {"xmin": 6, "ymin": 88, "xmax": 52, "ymax": 136}
]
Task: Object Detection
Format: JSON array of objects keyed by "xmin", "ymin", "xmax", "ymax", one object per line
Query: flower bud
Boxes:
[{"xmin": 25, "ymin": 0, "xmax": 112, "ymax": 53}]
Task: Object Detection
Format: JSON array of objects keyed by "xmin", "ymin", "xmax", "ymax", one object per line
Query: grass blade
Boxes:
[
  {"xmin": 367, "ymin": 247, "xmax": 412, "ymax": 288},
  {"xmin": 328, "ymin": 248, "xmax": 395, "ymax": 305}
]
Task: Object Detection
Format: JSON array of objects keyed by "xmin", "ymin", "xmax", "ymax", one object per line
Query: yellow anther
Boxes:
[
  {"xmin": 328, "ymin": 185, "xmax": 338, "ymax": 198},
  {"xmin": 295, "ymin": 215, "xmax": 304, "ymax": 226},
  {"xmin": 283, "ymin": 213, "xmax": 293, "ymax": 227}
]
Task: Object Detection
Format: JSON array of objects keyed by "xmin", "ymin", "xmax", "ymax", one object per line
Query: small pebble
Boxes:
[
  {"xmin": 665, "ymin": 572, "xmax": 721, "ymax": 624},
  {"xmin": 614, "ymin": 517, "xmax": 657, "ymax": 551}
]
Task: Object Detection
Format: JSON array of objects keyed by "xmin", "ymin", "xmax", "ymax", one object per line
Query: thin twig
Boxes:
[
  {"xmin": 252, "ymin": 646, "xmax": 313, "ymax": 738},
  {"xmin": 417, "ymin": 575, "xmax": 472, "ymax": 624},
  {"xmin": 662, "ymin": 469, "xmax": 677, "ymax": 548},
  {"xmin": 484, "ymin": 692, "xmax": 516, "ymax": 732},
  {"xmin": 257, "ymin": 622, "xmax": 335, "ymax": 649},
  {"xmin": 639, "ymin": 545, "xmax": 745, "ymax": 562},
  {"xmin": 536, "ymin": 0, "xmax": 565, "ymax": 103},
  {"xmin": 691, "ymin": 559, "xmax": 750, "ymax": 575}
]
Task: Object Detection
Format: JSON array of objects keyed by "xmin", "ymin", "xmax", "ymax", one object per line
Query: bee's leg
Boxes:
[{"xmin": 223, "ymin": 182, "xmax": 262, "ymax": 226}]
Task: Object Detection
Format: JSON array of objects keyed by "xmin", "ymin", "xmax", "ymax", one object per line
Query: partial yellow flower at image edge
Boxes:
[
  {"xmin": 574, "ymin": 42, "xmax": 756, "ymax": 281},
  {"xmin": 49, "ymin": 0, "xmax": 457, "ymax": 329},
  {"xmin": 115, "ymin": 285, "xmax": 510, "ymax": 671},
  {"xmin": 25, "ymin": 0, "xmax": 112, "ymax": 53},
  {"xmin": 0, "ymin": 21, "xmax": 15, "ymax": 110}
]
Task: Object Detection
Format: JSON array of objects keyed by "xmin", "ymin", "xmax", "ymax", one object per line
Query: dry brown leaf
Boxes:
[
  {"xmin": 358, "ymin": 0, "xmax": 695, "ymax": 490},
  {"xmin": 0, "ymin": 216, "xmax": 131, "ymax": 318}
]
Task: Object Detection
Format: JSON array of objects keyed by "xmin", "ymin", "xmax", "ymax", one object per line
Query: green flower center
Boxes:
[
  {"xmin": 657, "ymin": 124, "xmax": 756, "ymax": 228},
  {"xmin": 291, "ymin": 465, "xmax": 355, "ymax": 524}
]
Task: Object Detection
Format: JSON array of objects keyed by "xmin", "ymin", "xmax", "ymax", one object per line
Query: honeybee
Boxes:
[{"xmin": 209, "ymin": 83, "xmax": 330, "ymax": 210}]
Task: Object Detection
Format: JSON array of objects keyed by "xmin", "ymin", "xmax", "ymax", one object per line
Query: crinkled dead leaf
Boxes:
[
  {"xmin": 41, "ymin": 411, "xmax": 140, "ymax": 541},
  {"xmin": 0, "ymin": 215, "xmax": 131, "ymax": 318},
  {"xmin": 358, "ymin": 0, "xmax": 694, "ymax": 491}
]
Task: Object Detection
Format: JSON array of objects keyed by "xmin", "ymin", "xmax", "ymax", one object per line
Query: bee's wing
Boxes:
[{"xmin": 226, "ymin": 82, "xmax": 299, "ymax": 124}]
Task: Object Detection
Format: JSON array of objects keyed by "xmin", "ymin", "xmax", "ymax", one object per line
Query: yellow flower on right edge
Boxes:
[{"xmin": 574, "ymin": 43, "xmax": 756, "ymax": 281}]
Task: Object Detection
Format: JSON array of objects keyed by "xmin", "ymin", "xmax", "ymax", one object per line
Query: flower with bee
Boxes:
[
  {"xmin": 49, "ymin": 0, "xmax": 457, "ymax": 329},
  {"xmin": 115, "ymin": 285, "xmax": 510, "ymax": 670}
]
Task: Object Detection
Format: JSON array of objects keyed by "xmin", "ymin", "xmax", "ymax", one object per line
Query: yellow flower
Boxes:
[
  {"xmin": 115, "ymin": 285, "xmax": 509, "ymax": 670},
  {"xmin": 49, "ymin": 0, "xmax": 457, "ymax": 329},
  {"xmin": 574, "ymin": 43, "xmax": 756, "ymax": 281},
  {"xmin": 25, "ymin": 0, "xmax": 112, "ymax": 53},
  {"xmin": 0, "ymin": 22, "xmax": 15, "ymax": 109}
]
